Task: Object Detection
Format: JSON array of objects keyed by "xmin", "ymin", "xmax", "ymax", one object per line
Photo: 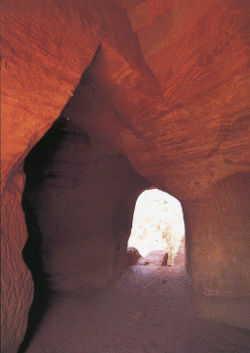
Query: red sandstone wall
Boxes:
[
  {"xmin": 1, "ymin": 172, "xmax": 33, "ymax": 353},
  {"xmin": 3, "ymin": 0, "xmax": 249, "ymax": 197},
  {"xmin": 183, "ymin": 172, "xmax": 250, "ymax": 328},
  {"xmin": 1, "ymin": 1, "xmax": 250, "ymax": 351},
  {"xmin": 117, "ymin": 0, "xmax": 250, "ymax": 198}
]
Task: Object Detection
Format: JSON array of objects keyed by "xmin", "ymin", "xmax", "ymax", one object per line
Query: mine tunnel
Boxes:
[
  {"xmin": 15, "ymin": 114, "xmax": 250, "ymax": 352},
  {"xmin": 2, "ymin": 0, "xmax": 250, "ymax": 352}
]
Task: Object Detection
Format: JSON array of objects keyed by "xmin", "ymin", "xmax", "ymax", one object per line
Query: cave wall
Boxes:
[
  {"xmin": 18, "ymin": 115, "xmax": 149, "ymax": 352},
  {"xmin": 1, "ymin": 0, "xmax": 250, "ymax": 351},
  {"xmin": 1, "ymin": 0, "xmax": 99, "ymax": 185},
  {"xmin": 3, "ymin": 0, "xmax": 249, "ymax": 198},
  {"xmin": 1, "ymin": 172, "xmax": 33, "ymax": 353},
  {"xmin": 22, "ymin": 117, "xmax": 148, "ymax": 293},
  {"xmin": 183, "ymin": 172, "xmax": 250, "ymax": 329}
]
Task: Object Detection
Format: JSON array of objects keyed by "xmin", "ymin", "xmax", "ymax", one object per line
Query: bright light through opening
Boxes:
[{"xmin": 128, "ymin": 189, "xmax": 185, "ymax": 265}]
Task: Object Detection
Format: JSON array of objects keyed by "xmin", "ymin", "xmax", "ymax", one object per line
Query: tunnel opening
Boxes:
[{"xmin": 128, "ymin": 189, "xmax": 185, "ymax": 267}]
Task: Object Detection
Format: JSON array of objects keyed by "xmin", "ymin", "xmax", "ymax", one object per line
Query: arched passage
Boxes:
[{"xmin": 128, "ymin": 189, "xmax": 185, "ymax": 266}]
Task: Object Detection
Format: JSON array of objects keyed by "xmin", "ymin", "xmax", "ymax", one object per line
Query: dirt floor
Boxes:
[{"xmin": 25, "ymin": 246, "xmax": 250, "ymax": 353}]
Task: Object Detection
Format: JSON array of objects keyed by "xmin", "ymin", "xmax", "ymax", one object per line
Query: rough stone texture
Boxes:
[
  {"xmin": 161, "ymin": 252, "xmax": 169, "ymax": 266},
  {"xmin": 17, "ymin": 116, "xmax": 148, "ymax": 351},
  {"xmin": 22, "ymin": 117, "xmax": 148, "ymax": 293},
  {"xmin": 145, "ymin": 250, "xmax": 169, "ymax": 267},
  {"xmin": 183, "ymin": 172, "xmax": 250, "ymax": 329},
  {"xmin": 3, "ymin": 0, "xmax": 250, "ymax": 196},
  {"xmin": 1, "ymin": 0, "xmax": 250, "ymax": 351},
  {"xmin": 1, "ymin": 172, "xmax": 33, "ymax": 353},
  {"xmin": 104, "ymin": 0, "xmax": 250, "ymax": 199},
  {"xmin": 126, "ymin": 247, "xmax": 142, "ymax": 266},
  {"xmin": 1, "ymin": 0, "xmax": 99, "ymax": 186}
]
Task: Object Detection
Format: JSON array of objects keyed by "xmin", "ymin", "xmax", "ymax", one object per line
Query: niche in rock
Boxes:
[{"xmin": 128, "ymin": 189, "xmax": 185, "ymax": 266}]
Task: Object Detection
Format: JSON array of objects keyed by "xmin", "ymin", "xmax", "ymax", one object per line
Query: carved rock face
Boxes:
[
  {"xmin": 2, "ymin": 0, "xmax": 250, "ymax": 197},
  {"xmin": 22, "ymin": 117, "xmax": 149, "ymax": 293},
  {"xmin": 1, "ymin": 0, "xmax": 250, "ymax": 351},
  {"xmin": 16, "ymin": 116, "xmax": 149, "ymax": 351}
]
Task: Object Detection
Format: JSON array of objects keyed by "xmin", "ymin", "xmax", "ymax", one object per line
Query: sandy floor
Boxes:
[{"xmin": 26, "ymin": 248, "xmax": 250, "ymax": 353}]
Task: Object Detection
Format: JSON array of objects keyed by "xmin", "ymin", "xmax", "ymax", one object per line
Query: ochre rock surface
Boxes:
[
  {"xmin": 1, "ymin": 0, "xmax": 250, "ymax": 352},
  {"xmin": 79, "ymin": 0, "xmax": 250, "ymax": 199},
  {"xmin": 183, "ymin": 172, "xmax": 250, "ymax": 329},
  {"xmin": 1, "ymin": 0, "xmax": 97, "ymax": 185},
  {"xmin": 22, "ymin": 117, "xmax": 148, "ymax": 292},
  {"xmin": 2, "ymin": 0, "xmax": 250, "ymax": 197},
  {"xmin": 19, "ymin": 117, "xmax": 148, "ymax": 352},
  {"xmin": 126, "ymin": 247, "xmax": 142, "ymax": 266},
  {"xmin": 1, "ymin": 171, "xmax": 33, "ymax": 353}
]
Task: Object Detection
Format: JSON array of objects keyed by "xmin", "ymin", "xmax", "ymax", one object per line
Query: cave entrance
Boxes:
[{"xmin": 128, "ymin": 189, "xmax": 185, "ymax": 266}]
